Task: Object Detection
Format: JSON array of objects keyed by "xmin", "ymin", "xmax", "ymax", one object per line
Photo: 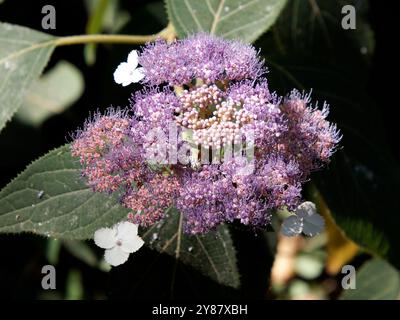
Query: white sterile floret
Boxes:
[
  {"xmin": 113, "ymin": 50, "xmax": 145, "ymax": 86},
  {"xmin": 281, "ymin": 215, "xmax": 303, "ymax": 237},
  {"xmin": 281, "ymin": 201, "xmax": 325, "ymax": 237},
  {"xmin": 94, "ymin": 221, "xmax": 144, "ymax": 266}
]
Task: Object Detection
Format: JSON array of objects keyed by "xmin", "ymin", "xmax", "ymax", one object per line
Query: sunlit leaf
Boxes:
[
  {"xmin": 0, "ymin": 145, "xmax": 239, "ymax": 287},
  {"xmin": 0, "ymin": 22, "xmax": 56, "ymax": 131},
  {"xmin": 166, "ymin": 0, "xmax": 287, "ymax": 42},
  {"xmin": 0, "ymin": 145, "xmax": 129, "ymax": 239}
]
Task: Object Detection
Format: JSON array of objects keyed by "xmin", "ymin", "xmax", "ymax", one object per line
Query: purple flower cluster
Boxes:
[
  {"xmin": 139, "ymin": 34, "xmax": 263, "ymax": 85},
  {"xmin": 72, "ymin": 34, "xmax": 341, "ymax": 234}
]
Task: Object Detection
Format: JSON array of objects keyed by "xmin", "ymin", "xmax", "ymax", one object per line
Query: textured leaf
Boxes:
[
  {"xmin": 16, "ymin": 61, "xmax": 84, "ymax": 127},
  {"xmin": 0, "ymin": 22, "xmax": 56, "ymax": 131},
  {"xmin": 0, "ymin": 145, "xmax": 129, "ymax": 239},
  {"xmin": 340, "ymin": 259, "xmax": 400, "ymax": 300},
  {"xmin": 166, "ymin": 0, "xmax": 287, "ymax": 43},
  {"xmin": 0, "ymin": 144, "xmax": 239, "ymax": 287},
  {"xmin": 141, "ymin": 209, "xmax": 240, "ymax": 288}
]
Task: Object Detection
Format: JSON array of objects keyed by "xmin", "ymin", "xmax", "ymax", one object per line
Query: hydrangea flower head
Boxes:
[{"xmin": 72, "ymin": 34, "xmax": 341, "ymax": 251}]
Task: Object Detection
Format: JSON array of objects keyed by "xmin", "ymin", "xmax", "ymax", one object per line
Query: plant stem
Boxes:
[
  {"xmin": 55, "ymin": 23, "xmax": 176, "ymax": 46},
  {"xmin": 54, "ymin": 34, "xmax": 158, "ymax": 46},
  {"xmin": 0, "ymin": 25, "xmax": 176, "ymax": 65}
]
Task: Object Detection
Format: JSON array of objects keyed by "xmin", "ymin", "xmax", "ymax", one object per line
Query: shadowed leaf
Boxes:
[{"xmin": 142, "ymin": 209, "xmax": 240, "ymax": 289}]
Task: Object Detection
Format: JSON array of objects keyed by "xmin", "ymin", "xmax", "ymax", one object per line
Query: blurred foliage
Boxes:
[
  {"xmin": 16, "ymin": 61, "xmax": 84, "ymax": 127},
  {"xmin": 0, "ymin": 22, "xmax": 55, "ymax": 131},
  {"xmin": 84, "ymin": 0, "xmax": 131, "ymax": 65},
  {"xmin": 310, "ymin": 185, "xmax": 359, "ymax": 275},
  {"xmin": 0, "ymin": 0, "xmax": 398, "ymax": 300},
  {"xmin": 65, "ymin": 269, "xmax": 84, "ymax": 300},
  {"xmin": 257, "ymin": 0, "xmax": 400, "ymax": 268},
  {"xmin": 340, "ymin": 259, "xmax": 400, "ymax": 300}
]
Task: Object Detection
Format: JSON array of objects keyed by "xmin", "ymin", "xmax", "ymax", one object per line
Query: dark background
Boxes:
[{"xmin": 0, "ymin": 0, "xmax": 396, "ymax": 299}]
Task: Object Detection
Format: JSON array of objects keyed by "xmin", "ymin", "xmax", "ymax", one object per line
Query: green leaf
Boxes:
[
  {"xmin": 0, "ymin": 144, "xmax": 239, "ymax": 287},
  {"xmin": 142, "ymin": 208, "xmax": 240, "ymax": 289},
  {"xmin": 166, "ymin": 0, "xmax": 288, "ymax": 42},
  {"xmin": 46, "ymin": 238, "xmax": 62, "ymax": 265},
  {"xmin": 84, "ymin": 0, "xmax": 110, "ymax": 65},
  {"xmin": 63, "ymin": 240, "xmax": 99, "ymax": 268},
  {"xmin": 84, "ymin": 0, "xmax": 131, "ymax": 65},
  {"xmin": 65, "ymin": 269, "xmax": 84, "ymax": 300},
  {"xmin": 0, "ymin": 22, "xmax": 56, "ymax": 132},
  {"xmin": 340, "ymin": 259, "xmax": 400, "ymax": 300},
  {"xmin": 0, "ymin": 145, "xmax": 129, "ymax": 239},
  {"xmin": 16, "ymin": 61, "xmax": 84, "ymax": 127},
  {"xmin": 85, "ymin": 0, "xmax": 130, "ymax": 33}
]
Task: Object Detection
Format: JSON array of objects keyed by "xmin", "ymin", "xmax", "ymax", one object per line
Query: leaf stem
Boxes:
[
  {"xmin": 56, "ymin": 23, "xmax": 176, "ymax": 46},
  {"xmin": 0, "ymin": 24, "xmax": 176, "ymax": 65},
  {"xmin": 54, "ymin": 34, "xmax": 158, "ymax": 46}
]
